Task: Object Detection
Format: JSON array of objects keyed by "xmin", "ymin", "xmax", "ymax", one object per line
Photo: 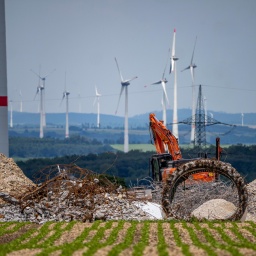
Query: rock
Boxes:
[
  {"xmin": 191, "ymin": 199, "xmax": 236, "ymax": 220},
  {"xmin": 94, "ymin": 211, "xmax": 106, "ymax": 220}
]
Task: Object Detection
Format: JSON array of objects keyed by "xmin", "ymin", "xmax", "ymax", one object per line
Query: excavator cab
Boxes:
[{"xmin": 150, "ymin": 153, "xmax": 173, "ymax": 182}]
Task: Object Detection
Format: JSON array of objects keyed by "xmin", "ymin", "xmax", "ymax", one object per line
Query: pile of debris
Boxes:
[
  {"xmin": 0, "ymin": 154, "xmax": 255, "ymax": 222},
  {"xmin": 0, "ymin": 155, "xmax": 161, "ymax": 223}
]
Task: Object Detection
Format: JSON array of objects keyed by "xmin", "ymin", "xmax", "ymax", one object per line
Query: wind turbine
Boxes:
[
  {"xmin": 31, "ymin": 68, "xmax": 55, "ymax": 127},
  {"xmin": 170, "ymin": 28, "xmax": 179, "ymax": 139},
  {"xmin": 241, "ymin": 113, "xmax": 244, "ymax": 126},
  {"xmin": 61, "ymin": 72, "xmax": 70, "ymax": 138},
  {"xmin": 9, "ymin": 99, "xmax": 13, "ymax": 128},
  {"xmin": 115, "ymin": 57, "xmax": 138, "ymax": 153},
  {"xmin": 181, "ymin": 36, "xmax": 197, "ymax": 144},
  {"xmin": 145, "ymin": 62, "xmax": 169, "ymax": 125},
  {"xmin": 0, "ymin": 0, "xmax": 9, "ymax": 156},
  {"xmin": 94, "ymin": 87, "xmax": 101, "ymax": 128},
  {"xmin": 34, "ymin": 78, "xmax": 44, "ymax": 138}
]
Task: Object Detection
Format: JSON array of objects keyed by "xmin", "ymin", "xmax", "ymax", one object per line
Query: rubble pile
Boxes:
[
  {"xmin": 0, "ymin": 161, "xmax": 158, "ymax": 223},
  {"xmin": 0, "ymin": 154, "xmax": 255, "ymax": 222}
]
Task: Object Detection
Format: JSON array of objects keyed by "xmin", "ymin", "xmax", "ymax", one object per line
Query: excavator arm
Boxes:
[
  {"xmin": 149, "ymin": 113, "xmax": 182, "ymax": 160},
  {"xmin": 149, "ymin": 113, "xmax": 215, "ymax": 183}
]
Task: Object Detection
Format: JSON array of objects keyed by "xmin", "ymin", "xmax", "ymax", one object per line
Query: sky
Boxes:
[{"xmin": 5, "ymin": 0, "xmax": 256, "ymax": 118}]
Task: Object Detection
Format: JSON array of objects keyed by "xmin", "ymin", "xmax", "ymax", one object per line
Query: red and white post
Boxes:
[{"xmin": 0, "ymin": 0, "xmax": 9, "ymax": 156}]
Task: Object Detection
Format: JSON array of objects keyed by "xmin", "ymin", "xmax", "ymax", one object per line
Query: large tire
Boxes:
[{"xmin": 162, "ymin": 159, "xmax": 248, "ymax": 220}]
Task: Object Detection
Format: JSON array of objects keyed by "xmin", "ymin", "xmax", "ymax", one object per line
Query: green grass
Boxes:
[
  {"xmin": 0, "ymin": 220, "xmax": 255, "ymax": 256},
  {"xmin": 110, "ymin": 144, "xmax": 155, "ymax": 152}
]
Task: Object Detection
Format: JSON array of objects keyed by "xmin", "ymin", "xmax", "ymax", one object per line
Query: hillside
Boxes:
[
  {"xmin": 9, "ymin": 109, "xmax": 256, "ymax": 127},
  {"xmin": 8, "ymin": 109, "xmax": 256, "ymax": 145}
]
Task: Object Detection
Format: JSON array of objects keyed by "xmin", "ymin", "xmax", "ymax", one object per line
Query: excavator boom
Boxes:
[{"xmin": 149, "ymin": 113, "xmax": 182, "ymax": 160}]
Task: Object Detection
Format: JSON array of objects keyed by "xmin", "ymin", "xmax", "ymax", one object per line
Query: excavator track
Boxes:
[{"xmin": 162, "ymin": 159, "xmax": 248, "ymax": 220}]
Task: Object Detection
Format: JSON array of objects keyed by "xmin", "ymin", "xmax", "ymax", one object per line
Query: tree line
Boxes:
[{"xmin": 16, "ymin": 144, "xmax": 256, "ymax": 186}]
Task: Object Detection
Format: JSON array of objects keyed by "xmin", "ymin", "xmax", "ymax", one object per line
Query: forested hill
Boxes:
[{"xmin": 16, "ymin": 145, "xmax": 256, "ymax": 186}]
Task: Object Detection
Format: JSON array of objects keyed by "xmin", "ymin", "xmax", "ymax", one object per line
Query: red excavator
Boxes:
[
  {"xmin": 149, "ymin": 113, "xmax": 215, "ymax": 182},
  {"xmin": 149, "ymin": 113, "xmax": 247, "ymax": 220}
]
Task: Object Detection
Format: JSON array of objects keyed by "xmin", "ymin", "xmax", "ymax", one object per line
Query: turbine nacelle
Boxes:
[
  {"xmin": 95, "ymin": 87, "xmax": 101, "ymax": 97},
  {"xmin": 63, "ymin": 91, "xmax": 70, "ymax": 98},
  {"xmin": 121, "ymin": 76, "xmax": 138, "ymax": 87},
  {"xmin": 115, "ymin": 58, "xmax": 138, "ymax": 114},
  {"xmin": 181, "ymin": 63, "xmax": 197, "ymax": 72},
  {"xmin": 182, "ymin": 36, "xmax": 197, "ymax": 75},
  {"xmin": 150, "ymin": 78, "xmax": 168, "ymax": 86}
]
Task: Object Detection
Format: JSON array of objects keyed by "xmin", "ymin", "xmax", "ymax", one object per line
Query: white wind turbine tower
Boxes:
[
  {"xmin": 31, "ymin": 68, "xmax": 55, "ymax": 127},
  {"xmin": 0, "ymin": 0, "xmax": 9, "ymax": 156},
  {"xmin": 61, "ymin": 73, "xmax": 70, "ymax": 138},
  {"xmin": 169, "ymin": 28, "xmax": 179, "ymax": 139},
  {"xmin": 94, "ymin": 87, "xmax": 101, "ymax": 128},
  {"xmin": 241, "ymin": 113, "xmax": 244, "ymax": 126},
  {"xmin": 145, "ymin": 64, "xmax": 169, "ymax": 125},
  {"xmin": 9, "ymin": 99, "xmax": 13, "ymax": 128},
  {"xmin": 115, "ymin": 58, "xmax": 138, "ymax": 153},
  {"xmin": 34, "ymin": 79, "xmax": 44, "ymax": 138},
  {"xmin": 182, "ymin": 36, "xmax": 197, "ymax": 144}
]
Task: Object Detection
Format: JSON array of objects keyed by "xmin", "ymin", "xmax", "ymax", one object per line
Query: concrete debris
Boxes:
[
  {"xmin": 0, "ymin": 155, "xmax": 161, "ymax": 223},
  {"xmin": 0, "ymin": 153, "xmax": 255, "ymax": 222}
]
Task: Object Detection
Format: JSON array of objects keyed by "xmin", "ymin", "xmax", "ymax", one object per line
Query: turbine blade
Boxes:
[
  {"xmin": 181, "ymin": 66, "xmax": 190, "ymax": 72},
  {"xmin": 125, "ymin": 76, "xmax": 138, "ymax": 83},
  {"xmin": 44, "ymin": 68, "xmax": 56, "ymax": 79},
  {"xmin": 171, "ymin": 29, "xmax": 176, "ymax": 58},
  {"xmin": 190, "ymin": 36, "xmax": 197, "ymax": 65},
  {"xmin": 115, "ymin": 86, "xmax": 124, "ymax": 114},
  {"xmin": 60, "ymin": 93, "xmax": 65, "ymax": 106},
  {"xmin": 161, "ymin": 81, "xmax": 169, "ymax": 105},
  {"xmin": 33, "ymin": 88, "xmax": 40, "ymax": 100},
  {"xmin": 162, "ymin": 61, "xmax": 168, "ymax": 79},
  {"xmin": 170, "ymin": 29, "xmax": 176, "ymax": 74},
  {"xmin": 151, "ymin": 80, "xmax": 162, "ymax": 85},
  {"xmin": 169, "ymin": 63, "xmax": 172, "ymax": 75},
  {"xmin": 115, "ymin": 58, "xmax": 124, "ymax": 82},
  {"xmin": 30, "ymin": 69, "xmax": 42, "ymax": 80},
  {"xmin": 93, "ymin": 96, "xmax": 97, "ymax": 106}
]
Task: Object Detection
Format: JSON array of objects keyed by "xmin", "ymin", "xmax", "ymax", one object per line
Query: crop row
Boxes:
[{"xmin": 0, "ymin": 220, "xmax": 255, "ymax": 255}]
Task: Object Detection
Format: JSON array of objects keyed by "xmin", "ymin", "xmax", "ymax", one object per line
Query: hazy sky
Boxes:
[{"xmin": 5, "ymin": 0, "xmax": 256, "ymax": 117}]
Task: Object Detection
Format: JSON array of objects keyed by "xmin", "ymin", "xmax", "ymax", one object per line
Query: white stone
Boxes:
[{"xmin": 192, "ymin": 199, "xmax": 236, "ymax": 220}]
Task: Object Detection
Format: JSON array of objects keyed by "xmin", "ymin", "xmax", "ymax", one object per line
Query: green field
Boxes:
[
  {"xmin": 0, "ymin": 220, "xmax": 255, "ymax": 255},
  {"xmin": 110, "ymin": 143, "xmax": 198, "ymax": 152},
  {"xmin": 111, "ymin": 144, "xmax": 155, "ymax": 152}
]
